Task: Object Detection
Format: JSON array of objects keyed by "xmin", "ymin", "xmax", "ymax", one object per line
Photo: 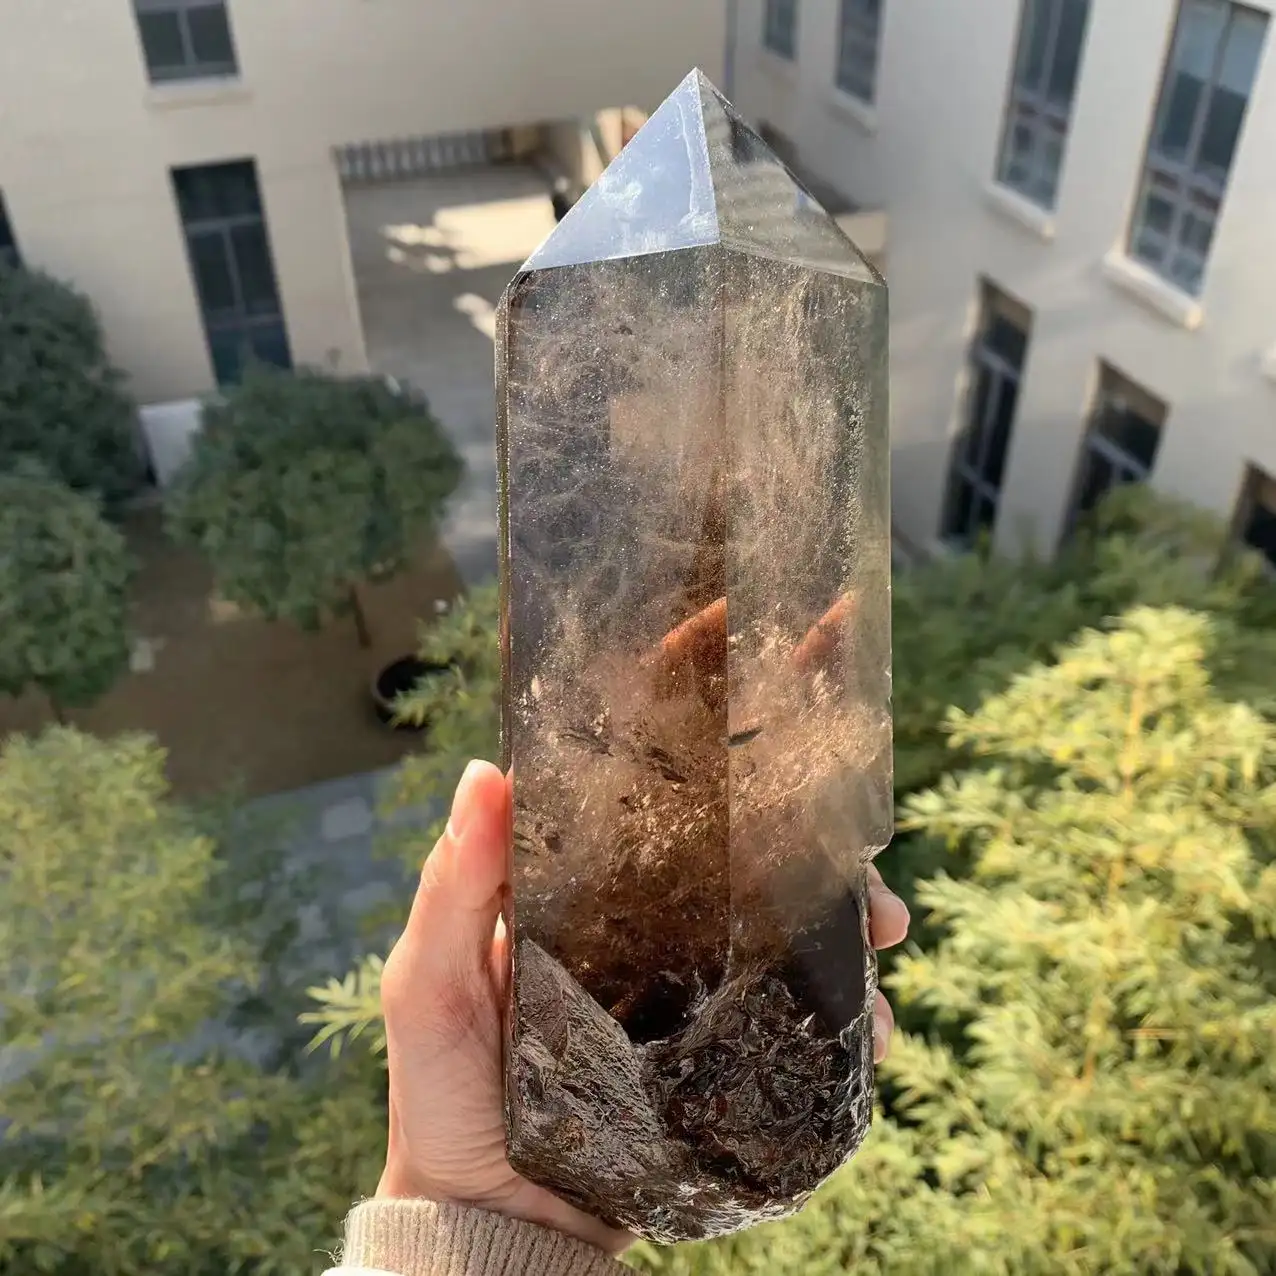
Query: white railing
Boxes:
[{"xmin": 336, "ymin": 128, "xmax": 517, "ymax": 184}]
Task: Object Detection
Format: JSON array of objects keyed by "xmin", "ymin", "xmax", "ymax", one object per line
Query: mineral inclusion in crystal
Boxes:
[{"xmin": 495, "ymin": 69, "xmax": 892, "ymax": 1243}]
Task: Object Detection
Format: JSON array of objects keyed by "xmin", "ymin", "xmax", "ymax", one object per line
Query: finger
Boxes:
[
  {"xmin": 386, "ymin": 760, "xmax": 509, "ymax": 1034},
  {"xmin": 868, "ymin": 863, "xmax": 910, "ymax": 950},
  {"xmin": 792, "ymin": 594, "xmax": 853, "ymax": 676},
  {"xmin": 415, "ymin": 759, "xmax": 509, "ymax": 918},
  {"xmin": 649, "ymin": 597, "xmax": 727, "ymax": 698},
  {"xmin": 873, "ymin": 992, "xmax": 895, "ymax": 1063}
]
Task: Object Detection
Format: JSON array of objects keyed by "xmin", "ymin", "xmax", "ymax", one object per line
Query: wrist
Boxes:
[
  {"xmin": 376, "ymin": 1159, "xmax": 443, "ymax": 1204},
  {"xmin": 376, "ymin": 1159, "xmax": 629, "ymax": 1256}
]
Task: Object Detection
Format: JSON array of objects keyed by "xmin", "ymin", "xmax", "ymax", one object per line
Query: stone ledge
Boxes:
[
  {"xmin": 823, "ymin": 87, "xmax": 879, "ymax": 135},
  {"xmin": 983, "ymin": 182, "xmax": 1056, "ymax": 242},
  {"xmin": 1102, "ymin": 250, "xmax": 1203, "ymax": 331},
  {"xmin": 145, "ymin": 77, "xmax": 250, "ymax": 111}
]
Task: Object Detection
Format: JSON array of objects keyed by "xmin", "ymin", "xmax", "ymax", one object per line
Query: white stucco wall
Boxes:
[
  {"xmin": 0, "ymin": 1, "xmax": 725, "ymax": 404},
  {"xmin": 731, "ymin": 0, "xmax": 1276, "ymax": 553}
]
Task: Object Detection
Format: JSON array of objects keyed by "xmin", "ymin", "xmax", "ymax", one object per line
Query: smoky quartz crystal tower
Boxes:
[{"xmin": 496, "ymin": 70, "xmax": 892, "ymax": 1243}]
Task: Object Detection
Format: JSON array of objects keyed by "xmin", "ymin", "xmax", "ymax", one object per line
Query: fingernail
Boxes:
[
  {"xmin": 890, "ymin": 893, "xmax": 911, "ymax": 928},
  {"xmin": 873, "ymin": 885, "xmax": 910, "ymax": 928},
  {"xmin": 447, "ymin": 760, "xmax": 486, "ymax": 841},
  {"xmin": 873, "ymin": 1005, "xmax": 890, "ymax": 1063}
]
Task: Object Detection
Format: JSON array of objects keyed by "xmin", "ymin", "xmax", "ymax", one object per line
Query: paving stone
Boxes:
[
  {"xmin": 296, "ymin": 902, "xmax": 328, "ymax": 943},
  {"xmin": 343, "ymin": 879, "xmax": 398, "ymax": 916},
  {"xmin": 321, "ymin": 796, "xmax": 375, "ymax": 842}
]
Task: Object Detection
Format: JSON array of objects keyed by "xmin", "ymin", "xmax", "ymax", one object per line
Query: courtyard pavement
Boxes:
[
  {"xmin": 247, "ymin": 767, "xmax": 437, "ymax": 1004},
  {"xmin": 344, "ymin": 166, "xmax": 558, "ymax": 585}
]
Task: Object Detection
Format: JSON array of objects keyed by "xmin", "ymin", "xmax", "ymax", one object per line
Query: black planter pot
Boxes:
[{"xmin": 371, "ymin": 656, "xmax": 453, "ymax": 731}]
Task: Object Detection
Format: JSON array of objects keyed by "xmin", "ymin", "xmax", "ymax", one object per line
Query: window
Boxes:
[
  {"xmin": 1129, "ymin": 1, "xmax": 1268, "ymax": 296},
  {"xmin": 134, "ymin": 0, "xmax": 238, "ymax": 83},
  {"xmin": 942, "ymin": 284, "xmax": 1032, "ymax": 546},
  {"xmin": 0, "ymin": 194, "xmax": 19, "ymax": 269},
  {"xmin": 995, "ymin": 0, "xmax": 1091, "ymax": 208},
  {"xmin": 1068, "ymin": 365, "xmax": 1166, "ymax": 527},
  {"xmin": 173, "ymin": 161, "xmax": 290, "ymax": 386},
  {"xmin": 763, "ymin": 0, "xmax": 798, "ymax": 59},
  {"xmin": 1235, "ymin": 464, "xmax": 1276, "ymax": 572},
  {"xmin": 835, "ymin": 0, "xmax": 883, "ymax": 104}
]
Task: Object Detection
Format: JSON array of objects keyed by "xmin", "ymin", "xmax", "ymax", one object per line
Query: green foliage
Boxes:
[
  {"xmin": 303, "ymin": 954, "xmax": 388, "ymax": 1060},
  {"xmin": 886, "ymin": 608, "xmax": 1276, "ymax": 1274},
  {"xmin": 304, "ymin": 583, "xmax": 501, "ymax": 1060},
  {"xmin": 380, "ymin": 581, "xmax": 501, "ymax": 853},
  {"xmin": 11, "ymin": 487, "xmax": 1272, "ymax": 1274},
  {"xmin": 0, "ymin": 464, "xmax": 133, "ymax": 714},
  {"xmin": 891, "ymin": 545, "xmax": 1088, "ymax": 795},
  {"xmin": 886, "ymin": 485, "xmax": 1271, "ymax": 922},
  {"xmin": 0, "ymin": 729, "xmax": 385, "ymax": 1275},
  {"xmin": 0, "ymin": 264, "xmax": 142, "ymax": 504},
  {"xmin": 891, "ymin": 485, "xmax": 1264, "ymax": 800},
  {"xmin": 166, "ymin": 367, "xmax": 463, "ymax": 636}
]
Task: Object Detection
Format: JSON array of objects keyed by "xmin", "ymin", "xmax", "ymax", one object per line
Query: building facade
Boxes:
[
  {"xmin": 0, "ymin": 0, "xmax": 724, "ymax": 404},
  {"xmin": 731, "ymin": 0, "xmax": 1276, "ymax": 564}
]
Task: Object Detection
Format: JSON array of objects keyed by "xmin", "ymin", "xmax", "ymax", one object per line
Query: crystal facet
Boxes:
[{"xmin": 496, "ymin": 70, "xmax": 892, "ymax": 1243}]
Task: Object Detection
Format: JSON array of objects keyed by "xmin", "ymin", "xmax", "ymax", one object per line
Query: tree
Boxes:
[
  {"xmin": 0, "ymin": 728, "xmax": 386, "ymax": 1276},
  {"xmin": 166, "ymin": 367, "xmax": 463, "ymax": 646},
  {"xmin": 0, "ymin": 264, "xmax": 142, "ymax": 504},
  {"xmin": 628, "ymin": 606, "xmax": 1276, "ymax": 1275},
  {"xmin": 883, "ymin": 483, "xmax": 1276, "ymax": 922},
  {"xmin": 887, "ymin": 606, "xmax": 1276, "ymax": 1273},
  {"xmin": 0, "ymin": 464, "xmax": 134, "ymax": 722}
]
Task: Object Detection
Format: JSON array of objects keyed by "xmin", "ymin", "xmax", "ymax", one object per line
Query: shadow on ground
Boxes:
[{"xmin": 344, "ymin": 165, "xmax": 558, "ymax": 585}]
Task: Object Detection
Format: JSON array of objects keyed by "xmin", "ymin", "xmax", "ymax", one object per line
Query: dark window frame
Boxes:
[
  {"xmin": 942, "ymin": 283, "xmax": 1033, "ymax": 548},
  {"xmin": 835, "ymin": 0, "xmax": 883, "ymax": 104},
  {"xmin": 1233, "ymin": 463, "xmax": 1276, "ymax": 574},
  {"xmin": 0, "ymin": 193, "xmax": 20, "ymax": 269},
  {"xmin": 1128, "ymin": 0, "xmax": 1268, "ymax": 296},
  {"xmin": 172, "ymin": 160, "xmax": 291, "ymax": 387},
  {"xmin": 995, "ymin": 0, "xmax": 1091, "ymax": 209},
  {"xmin": 135, "ymin": 0, "xmax": 239, "ymax": 84},
  {"xmin": 1066, "ymin": 363, "xmax": 1167, "ymax": 531},
  {"xmin": 763, "ymin": 0, "xmax": 798, "ymax": 60}
]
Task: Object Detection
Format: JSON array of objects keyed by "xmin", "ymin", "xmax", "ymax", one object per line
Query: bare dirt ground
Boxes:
[{"xmin": 0, "ymin": 506, "xmax": 463, "ymax": 801}]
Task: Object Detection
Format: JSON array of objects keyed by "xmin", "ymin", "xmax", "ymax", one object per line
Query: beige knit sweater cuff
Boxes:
[{"xmin": 324, "ymin": 1198, "xmax": 630, "ymax": 1276}]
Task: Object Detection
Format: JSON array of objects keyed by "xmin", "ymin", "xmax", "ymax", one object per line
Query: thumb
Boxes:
[{"xmin": 383, "ymin": 760, "xmax": 510, "ymax": 1041}]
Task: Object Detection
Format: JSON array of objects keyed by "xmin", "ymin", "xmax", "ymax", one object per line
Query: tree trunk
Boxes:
[
  {"xmin": 49, "ymin": 695, "xmax": 67, "ymax": 726},
  {"xmin": 350, "ymin": 584, "xmax": 372, "ymax": 649}
]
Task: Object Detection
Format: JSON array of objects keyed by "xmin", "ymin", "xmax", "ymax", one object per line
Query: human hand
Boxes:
[
  {"xmin": 377, "ymin": 759, "xmax": 628, "ymax": 1252},
  {"xmin": 376, "ymin": 759, "xmax": 908, "ymax": 1249}
]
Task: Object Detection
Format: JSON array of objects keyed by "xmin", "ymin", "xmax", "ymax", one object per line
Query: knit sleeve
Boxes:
[{"xmin": 322, "ymin": 1198, "xmax": 631, "ymax": 1276}]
